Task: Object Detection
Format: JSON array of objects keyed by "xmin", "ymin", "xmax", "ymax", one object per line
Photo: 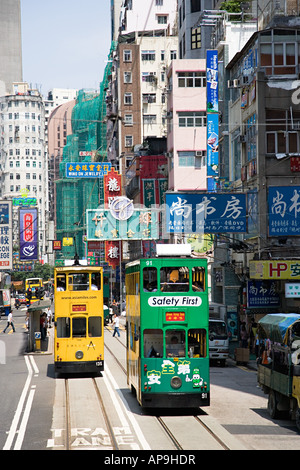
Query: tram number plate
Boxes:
[
  {"xmin": 96, "ymin": 361, "xmax": 103, "ymax": 367},
  {"xmin": 201, "ymin": 393, "xmax": 208, "ymax": 399}
]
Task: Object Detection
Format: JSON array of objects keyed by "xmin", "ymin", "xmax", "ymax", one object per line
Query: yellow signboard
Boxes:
[
  {"xmin": 250, "ymin": 260, "xmax": 300, "ymax": 280},
  {"xmin": 63, "ymin": 237, "xmax": 73, "ymax": 247}
]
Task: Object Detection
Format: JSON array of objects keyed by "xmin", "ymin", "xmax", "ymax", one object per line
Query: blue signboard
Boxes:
[
  {"xmin": 206, "ymin": 50, "xmax": 218, "ymax": 113},
  {"xmin": 165, "ymin": 192, "xmax": 246, "ymax": 234},
  {"xmin": 66, "ymin": 162, "xmax": 111, "ymax": 178},
  {"xmin": 268, "ymin": 186, "xmax": 300, "ymax": 236},
  {"xmin": 207, "ymin": 113, "xmax": 219, "ymax": 177},
  {"xmin": 247, "ymin": 280, "xmax": 280, "ymax": 308}
]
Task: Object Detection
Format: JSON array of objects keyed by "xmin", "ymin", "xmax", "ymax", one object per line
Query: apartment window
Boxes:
[
  {"xmin": 178, "ymin": 111, "xmax": 206, "ymax": 127},
  {"xmin": 143, "ymin": 114, "xmax": 157, "ymax": 124},
  {"xmin": 141, "ymin": 50, "xmax": 155, "ymax": 61},
  {"xmin": 26, "ymin": 161, "xmax": 30, "ymax": 167},
  {"xmin": 124, "ymin": 114, "xmax": 133, "ymax": 126},
  {"xmin": 260, "ymin": 30, "xmax": 298, "ymax": 75},
  {"xmin": 26, "ymin": 173, "xmax": 30, "ymax": 179},
  {"xmin": 123, "ymin": 50, "xmax": 132, "ymax": 62},
  {"xmin": 178, "ymin": 151, "xmax": 205, "ymax": 168},
  {"xmin": 125, "ymin": 135, "xmax": 133, "ymax": 147},
  {"xmin": 171, "ymin": 50, "xmax": 177, "ymax": 60},
  {"xmin": 191, "ymin": 27, "xmax": 201, "ymax": 50},
  {"xmin": 124, "ymin": 93, "xmax": 133, "ymax": 105},
  {"xmin": 124, "ymin": 71, "xmax": 132, "ymax": 83},
  {"xmin": 156, "ymin": 0, "xmax": 163, "ymax": 5},
  {"xmin": 191, "ymin": 0, "xmax": 201, "ymax": 12},
  {"xmin": 142, "ymin": 93, "xmax": 156, "ymax": 104},
  {"xmin": 266, "ymin": 108, "xmax": 300, "ymax": 154},
  {"xmin": 157, "ymin": 15, "xmax": 167, "ymax": 24},
  {"xmin": 178, "ymin": 71, "xmax": 206, "ymax": 87},
  {"xmin": 142, "ymin": 72, "xmax": 157, "ymax": 83}
]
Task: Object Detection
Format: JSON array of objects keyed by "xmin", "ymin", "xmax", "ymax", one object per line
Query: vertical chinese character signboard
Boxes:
[
  {"xmin": 0, "ymin": 201, "xmax": 13, "ymax": 269},
  {"xmin": 19, "ymin": 207, "xmax": 38, "ymax": 262},
  {"xmin": 206, "ymin": 50, "xmax": 219, "ymax": 190},
  {"xmin": 104, "ymin": 168, "xmax": 122, "ymax": 267}
]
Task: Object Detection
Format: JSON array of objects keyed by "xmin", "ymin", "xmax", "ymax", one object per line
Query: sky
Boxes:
[{"xmin": 21, "ymin": 0, "xmax": 112, "ymax": 97}]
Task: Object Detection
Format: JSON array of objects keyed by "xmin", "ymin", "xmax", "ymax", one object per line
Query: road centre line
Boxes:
[{"xmin": 103, "ymin": 364, "xmax": 151, "ymax": 450}]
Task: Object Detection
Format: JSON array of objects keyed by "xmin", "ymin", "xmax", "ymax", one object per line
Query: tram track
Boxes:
[
  {"xmin": 63, "ymin": 376, "xmax": 120, "ymax": 450},
  {"xmin": 104, "ymin": 325, "xmax": 233, "ymax": 450}
]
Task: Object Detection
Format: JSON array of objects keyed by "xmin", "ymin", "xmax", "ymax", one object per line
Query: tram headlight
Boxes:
[
  {"xmin": 75, "ymin": 350, "xmax": 84, "ymax": 360},
  {"xmin": 170, "ymin": 376, "xmax": 182, "ymax": 389}
]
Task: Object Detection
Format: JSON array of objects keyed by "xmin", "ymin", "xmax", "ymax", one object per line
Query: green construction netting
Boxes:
[{"xmin": 55, "ymin": 41, "xmax": 117, "ymax": 259}]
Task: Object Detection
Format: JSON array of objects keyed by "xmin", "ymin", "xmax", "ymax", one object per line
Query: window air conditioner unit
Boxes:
[
  {"xmin": 233, "ymin": 79, "xmax": 240, "ymax": 88},
  {"xmin": 196, "ymin": 151, "xmax": 204, "ymax": 157},
  {"xmin": 227, "ymin": 80, "xmax": 234, "ymax": 88}
]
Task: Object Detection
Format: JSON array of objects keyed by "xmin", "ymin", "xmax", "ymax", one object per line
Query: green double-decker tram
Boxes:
[{"xmin": 125, "ymin": 246, "xmax": 210, "ymax": 408}]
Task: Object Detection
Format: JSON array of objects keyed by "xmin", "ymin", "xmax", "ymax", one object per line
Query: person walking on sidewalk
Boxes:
[
  {"xmin": 3, "ymin": 311, "xmax": 16, "ymax": 333},
  {"xmin": 112, "ymin": 314, "xmax": 120, "ymax": 337}
]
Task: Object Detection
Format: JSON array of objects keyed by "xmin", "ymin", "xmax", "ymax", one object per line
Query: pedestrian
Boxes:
[
  {"xmin": 46, "ymin": 306, "xmax": 52, "ymax": 328},
  {"xmin": 2, "ymin": 311, "xmax": 16, "ymax": 333},
  {"xmin": 112, "ymin": 314, "xmax": 120, "ymax": 337},
  {"xmin": 40, "ymin": 312, "xmax": 47, "ymax": 340},
  {"xmin": 240, "ymin": 322, "xmax": 248, "ymax": 348}
]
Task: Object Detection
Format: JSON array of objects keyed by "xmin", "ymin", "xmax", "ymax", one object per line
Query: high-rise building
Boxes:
[
  {"xmin": 0, "ymin": 0, "xmax": 23, "ymax": 95},
  {"xmin": 0, "ymin": 82, "xmax": 48, "ymax": 261}
]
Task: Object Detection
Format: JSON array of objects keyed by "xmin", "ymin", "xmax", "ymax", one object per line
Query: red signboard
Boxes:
[
  {"xmin": 105, "ymin": 240, "xmax": 122, "ymax": 269},
  {"xmin": 104, "ymin": 167, "xmax": 122, "ymax": 208},
  {"xmin": 165, "ymin": 312, "xmax": 186, "ymax": 322}
]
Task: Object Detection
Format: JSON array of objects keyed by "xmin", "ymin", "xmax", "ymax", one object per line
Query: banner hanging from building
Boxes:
[
  {"xmin": 206, "ymin": 50, "xmax": 219, "ymax": 189},
  {"xmin": 19, "ymin": 207, "xmax": 38, "ymax": 262},
  {"xmin": 206, "ymin": 50, "xmax": 219, "ymax": 113},
  {"xmin": 0, "ymin": 200, "xmax": 13, "ymax": 269}
]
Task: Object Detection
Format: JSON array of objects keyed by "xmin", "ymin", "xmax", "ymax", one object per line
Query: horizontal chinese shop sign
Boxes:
[
  {"xmin": 165, "ymin": 192, "xmax": 246, "ymax": 234},
  {"xmin": 66, "ymin": 162, "xmax": 111, "ymax": 178},
  {"xmin": 250, "ymin": 260, "xmax": 300, "ymax": 280},
  {"xmin": 86, "ymin": 207, "xmax": 159, "ymax": 241}
]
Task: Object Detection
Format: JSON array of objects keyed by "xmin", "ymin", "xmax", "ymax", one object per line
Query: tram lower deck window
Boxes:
[
  {"xmin": 72, "ymin": 317, "xmax": 86, "ymax": 337},
  {"xmin": 56, "ymin": 317, "xmax": 70, "ymax": 338},
  {"xmin": 88, "ymin": 317, "xmax": 102, "ymax": 337}
]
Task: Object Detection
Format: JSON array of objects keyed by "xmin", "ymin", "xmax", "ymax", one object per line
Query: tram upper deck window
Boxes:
[
  {"xmin": 143, "ymin": 267, "xmax": 157, "ymax": 292},
  {"xmin": 166, "ymin": 329, "xmax": 185, "ymax": 357},
  {"xmin": 91, "ymin": 272, "xmax": 101, "ymax": 290},
  {"xmin": 56, "ymin": 274, "xmax": 66, "ymax": 291},
  {"xmin": 68, "ymin": 273, "xmax": 89, "ymax": 291},
  {"xmin": 192, "ymin": 267, "xmax": 205, "ymax": 291},
  {"xmin": 160, "ymin": 267, "xmax": 189, "ymax": 292}
]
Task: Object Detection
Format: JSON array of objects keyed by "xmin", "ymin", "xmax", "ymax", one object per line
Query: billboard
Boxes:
[
  {"xmin": 19, "ymin": 207, "xmax": 38, "ymax": 261},
  {"xmin": 165, "ymin": 192, "xmax": 246, "ymax": 234},
  {"xmin": 66, "ymin": 162, "xmax": 111, "ymax": 178},
  {"xmin": 0, "ymin": 201, "xmax": 13, "ymax": 269},
  {"xmin": 268, "ymin": 186, "xmax": 300, "ymax": 236}
]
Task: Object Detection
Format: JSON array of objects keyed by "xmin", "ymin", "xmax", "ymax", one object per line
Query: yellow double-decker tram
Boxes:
[{"xmin": 54, "ymin": 264, "xmax": 104, "ymax": 375}]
